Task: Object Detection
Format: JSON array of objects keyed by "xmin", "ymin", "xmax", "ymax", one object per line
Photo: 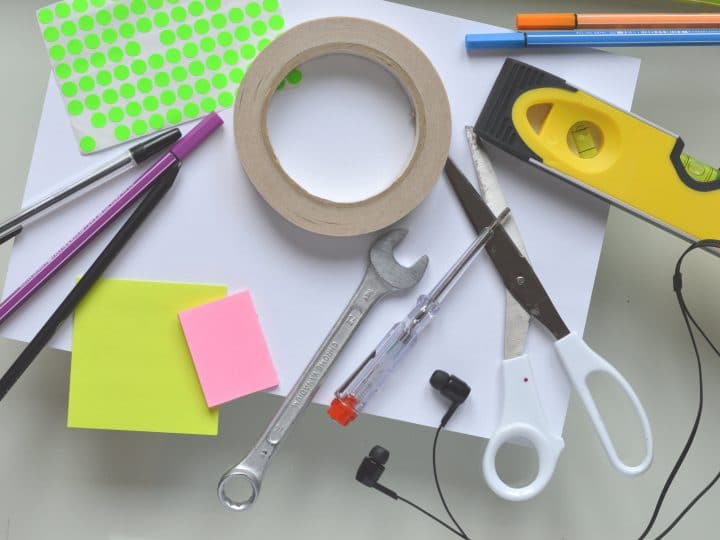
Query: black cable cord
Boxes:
[
  {"xmin": 432, "ymin": 424, "xmax": 470, "ymax": 539},
  {"xmin": 637, "ymin": 240, "xmax": 720, "ymax": 539},
  {"xmin": 396, "ymin": 495, "xmax": 467, "ymax": 539}
]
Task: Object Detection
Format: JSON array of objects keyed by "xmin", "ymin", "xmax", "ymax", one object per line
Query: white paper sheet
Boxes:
[{"xmin": 1, "ymin": 0, "xmax": 640, "ymax": 439}]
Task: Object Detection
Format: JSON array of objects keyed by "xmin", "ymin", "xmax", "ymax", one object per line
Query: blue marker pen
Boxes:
[{"xmin": 465, "ymin": 29, "xmax": 720, "ymax": 49}]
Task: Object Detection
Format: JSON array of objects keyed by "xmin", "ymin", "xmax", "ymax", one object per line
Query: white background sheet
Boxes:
[{"xmin": 1, "ymin": 0, "xmax": 640, "ymax": 438}]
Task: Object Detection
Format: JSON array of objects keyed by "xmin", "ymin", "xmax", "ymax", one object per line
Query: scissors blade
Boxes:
[
  {"xmin": 444, "ymin": 157, "xmax": 570, "ymax": 341},
  {"xmin": 465, "ymin": 127, "xmax": 530, "ymax": 359}
]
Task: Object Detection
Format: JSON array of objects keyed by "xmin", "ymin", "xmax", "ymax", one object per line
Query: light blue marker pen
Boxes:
[{"xmin": 466, "ymin": 29, "xmax": 720, "ymax": 49}]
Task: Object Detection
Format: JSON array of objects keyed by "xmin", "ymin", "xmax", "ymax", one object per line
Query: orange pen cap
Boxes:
[{"xmin": 516, "ymin": 13, "xmax": 576, "ymax": 30}]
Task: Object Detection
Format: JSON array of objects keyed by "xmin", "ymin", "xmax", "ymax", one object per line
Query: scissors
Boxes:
[{"xmin": 444, "ymin": 127, "xmax": 653, "ymax": 501}]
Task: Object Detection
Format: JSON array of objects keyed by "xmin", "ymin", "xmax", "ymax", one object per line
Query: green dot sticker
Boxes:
[
  {"xmin": 268, "ymin": 14, "xmax": 283, "ymax": 30},
  {"xmin": 228, "ymin": 7, "xmax": 243, "ymax": 22},
  {"xmin": 125, "ymin": 41, "xmax": 141, "ymax": 56},
  {"xmin": 96, "ymin": 70, "xmax": 112, "ymax": 86},
  {"xmin": 235, "ymin": 25, "xmax": 249, "ymax": 41},
  {"xmin": 206, "ymin": 54, "xmax": 222, "ymax": 70},
  {"xmin": 108, "ymin": 106, "xmax": 124, "ymax": 122},
  {"xmin": 138, "ymin": 77, "xmax": 154, "ymax": 93},
  {"xmin": 171, "ymin": 5, "xmax": 187, "ymax": 21},
  {"xmin": 183, "ymin": 42, "xmax": 199, "ymax": 58},
  {"xmin": 177, "ymin": 84, "xmax": 193, "ymax": 100},
  {"xmin": 41, "ymin": 0, "xmax": 291, "ymax": 153},
  {"xmin": 90, "ymin": 52, "xmax": 106, "ymax": 67},
  {"xmin": 68, "ymin": 100, "xmax": 84, "ymax": 117},
  {"xmin": 67, "ymin": 38, "xmax": 84, "ymax": 54},
  {"xmin": 126, "ymin": 101, "xmax": 142, "ymax": 117},
  {"xmin": 143, "ymin": 95, "xmax": 160, "ymax": 111},
  {"xmin": 149, "ymin": 113, "xmax": 165, "ymax": 129},
  {"xmin": 131, "ymin": 0, "xmax": 147, "ymax": 14},
  {"xmin": 78, "ymin": 15, "xmax": 94, "ymax": 31},
  {"xmin": 91, "ymin": 112, "xmax": 107, "ymax": 128},
  {"xmin": 137, "ymin": 17, "xmax": 152, "ymax": 33},
  {"xmin": 184, "ymin": 102, "xmax": 200, "ymax": 118},
  {"xmin": 218, "ymin": 91, "xmax": 234, "ymax": 107},
  {"xmin": 211, "ymin": 73, "xmax": 227, "ymax": 89},
  {"xmin": 62, "ymin": 81, "xmax": 78, "ymax": 98},
  {"xmin": 56, "ymin": 3, "xmax": 72, "ymax": 18},
  {"xmin": 79, "ymin": 75, "xmax": 95, "ymax": 91},
  {"xmin": 188, "ymin": 1, "xmax": 203, "ymax": 16},
  {"xmin": 103, "ymin": 88, "xmax": 119, "ymax": 104},
  {"xmin": 287, "ymin": 68, "xmax": 302, "ymax": 85},
  {"xmin": 240, "ymin": 44, "xmax": 256, "ymax": 60},
  {"xmin": 223, "ymin": 50, "xmax": 238, "ymax": 65},
  {"xmin": 115, "ymin": 125, "xmax": 131, "ymax": 141},
  {"xmin": 85, "ymin": 94, "xmax": 101, "ymax": 109},
  {"xmin": 61, "ymin": 20, "xmax": 77, "ymax": 37},
  {"xmin": 166, "ymin": 47, "xmax": 181, "ymax": 63},
  {"xmin": 167, "ymin": 108, "xmax": 182, "ymax": 124},
  {"xmin": 80, "ymin": 136, "xmax": 96, "ymax": 153},
  {"xmin": 217, "ymin": 30, "xmax": 232, "ymax": 47},
  {"xmin": 119, "ymin": 22, "xmax": 135, "ymax": 38},
  {"xmin": 132, "ymin": 59, "xmax": 148, "ymax": 75},
  {"xmin": 38, "ymin": 8, "xmax": 54, "ymax": 25},
  {"xmin": 194, "ymin": 18, "xmax": 210, "ymax": 34},
  {"xmin": 96, "ymin": 9, "xmax": 111, "ymax": 25},
  {"xmin": 245, "ymin": 2, "xmax": 261, "ymax": 17},
  {"xmin": 114, "ymin": 65, "xmax": 131, "ymax": 80},
  {"xmin": 56, "ymin": 63, "xmax": 72, "ymax": 79},
  {"xmin": 160, "ymin": 90, "xmax": 176, "ymax": 105},
  {"xmin": 74, "ymin": 57, "xmax": 90, "ymax": 73},
  {"xmin": 119, "ymin": 83, "xmax": 136, "ymax": 98},
  {"xmin": 189, "ymin": 60, "xmax": 205, "ymax": 76},
  {"xmin": 177, "ymin": 24, "xmax": 192, "ymax": 40},
  {"xmin": 155, "ymin": 72, "xmax": 171, "ymax": 87},
  {"xmin": 199, "ymin": 36, "xmax": 215, "ymax": 52},
  {"xmin": 251, "ymin": 20, "xmax": 266, "ymax": 36}
]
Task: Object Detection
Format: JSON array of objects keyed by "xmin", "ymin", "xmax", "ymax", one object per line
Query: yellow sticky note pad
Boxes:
[{"xmin": 68, "ymin": 279, "xmax": 227, "ymax": 436}]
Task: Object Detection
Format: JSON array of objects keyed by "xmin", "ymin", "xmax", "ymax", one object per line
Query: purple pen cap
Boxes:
[{"xmin": 170, "ymin": 112, "xmax": 224, "ymax": 161}]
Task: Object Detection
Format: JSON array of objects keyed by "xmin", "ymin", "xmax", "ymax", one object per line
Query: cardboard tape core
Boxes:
[{"xmin": 234, "ymin": 17, "xmax": 451, "ymax": 237}]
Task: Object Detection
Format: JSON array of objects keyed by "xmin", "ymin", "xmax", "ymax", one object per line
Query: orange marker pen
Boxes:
[{"xmin": 517, "ymin": 12, "xmax": 720, "ymax": 30}]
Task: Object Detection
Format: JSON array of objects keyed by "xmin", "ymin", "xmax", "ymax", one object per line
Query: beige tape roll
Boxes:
[{"xmin": 234, "ymin": 17, "xmax": 451, "ymax": 236}]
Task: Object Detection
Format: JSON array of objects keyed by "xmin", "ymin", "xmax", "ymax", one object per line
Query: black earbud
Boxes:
[
  {"xmin": 430, "ymin": 370, "xmax": 471, "ymax": 427},
  {"xmin": 356, "ymin": 445, "xmax": 398, "ymax": 499}
]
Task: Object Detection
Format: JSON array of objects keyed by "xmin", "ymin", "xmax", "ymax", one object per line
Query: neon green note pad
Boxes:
[
  {"xmin": 37, "ymin": 0, "xmax": 288, "ymax": 153},
  {"xmin": 68, "ymin": 278, "xmax": 227, "ymax": 436}
]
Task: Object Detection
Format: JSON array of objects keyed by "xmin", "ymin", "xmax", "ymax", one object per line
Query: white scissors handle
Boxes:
[
  {"xmin": 483, "ymin": 354, "xmax": 564, "ymax": 501},
  {"xmin": 484, "ymin": 333, "xmax": 653, "ymax": 501},
  {"xmin": 555, "ymin": 332, "xmax": 653, "ymax": 475}
]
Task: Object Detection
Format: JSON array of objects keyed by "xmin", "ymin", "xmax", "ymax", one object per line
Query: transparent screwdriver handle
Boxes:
[{"xmin": 328, "ymin": 295, "xmax": 439, "ymax": 425}]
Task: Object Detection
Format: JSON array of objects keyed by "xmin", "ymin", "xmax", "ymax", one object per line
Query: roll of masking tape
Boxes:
[{"xmin": 234, "ymin": 17, "xmax": 451, "ymax": 237}]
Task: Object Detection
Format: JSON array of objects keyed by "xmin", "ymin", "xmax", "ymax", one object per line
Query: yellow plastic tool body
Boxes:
[{"xmin": 511, "ymin": 87, "xmax": 719, "ymax": 240}]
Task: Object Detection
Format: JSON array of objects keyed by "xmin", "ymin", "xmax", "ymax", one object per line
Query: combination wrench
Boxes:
[{"xmin": 217, "ymin": 229, "xmax": 428, "ymax": 511}]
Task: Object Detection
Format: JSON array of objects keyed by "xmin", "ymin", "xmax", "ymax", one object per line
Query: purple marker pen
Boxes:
[{"xmin": 0, "ymin": 112, "xmax": 223, "ymax": 327}]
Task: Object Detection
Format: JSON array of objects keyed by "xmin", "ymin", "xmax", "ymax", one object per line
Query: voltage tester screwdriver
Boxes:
[{"xmin": 328, "ymin": 207, "xmax": 510, "ymax": 426}]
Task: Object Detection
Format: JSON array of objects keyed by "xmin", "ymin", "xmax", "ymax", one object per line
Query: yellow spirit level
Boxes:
[{"xmin": 475, "ymin": 58, "xmax": 719, "ymax": 242}]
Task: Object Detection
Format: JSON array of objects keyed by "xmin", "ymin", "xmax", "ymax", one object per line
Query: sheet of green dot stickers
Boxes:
[{"xmin": 37, "ymin": 0, "xmax": 287, "ymax": 153}]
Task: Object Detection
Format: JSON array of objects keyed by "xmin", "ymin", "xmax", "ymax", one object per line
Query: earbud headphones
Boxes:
[
  {"xmin": 355, "ymin": 370, "xmax": 472, "ymax": 539},
  {"xmin": 430, "ymin": 369, "xmax": 471, "ymax": 427}
]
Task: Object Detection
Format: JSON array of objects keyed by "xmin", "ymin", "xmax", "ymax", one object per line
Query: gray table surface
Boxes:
[{"xmin": 2, "ymin": 1, "xmax": 719, "ymax": 538}]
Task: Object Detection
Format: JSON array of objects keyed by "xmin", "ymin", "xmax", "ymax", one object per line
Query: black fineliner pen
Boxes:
[{"xmin": 0, "ymin": 161, "xmax": 180, "ymax": 402}]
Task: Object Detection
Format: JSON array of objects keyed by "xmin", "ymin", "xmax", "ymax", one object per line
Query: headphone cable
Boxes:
[{"xmin": 638, "ymin": 240, "xmax": 720, "ymax": 539}]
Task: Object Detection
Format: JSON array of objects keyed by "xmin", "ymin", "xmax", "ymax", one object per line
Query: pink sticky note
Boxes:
[{"xmin": 179, "ymin": 291, "xmax": 278, "ymax": 407}]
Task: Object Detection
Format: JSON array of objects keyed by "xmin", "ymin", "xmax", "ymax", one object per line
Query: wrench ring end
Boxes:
[{"xmin": 218, "ymin": 468, "xmax": 260, "ymax": 512}]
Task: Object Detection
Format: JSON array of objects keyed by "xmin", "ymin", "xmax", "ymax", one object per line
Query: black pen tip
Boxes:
[{"xmin": 129, "ymin": 128, "xmax": 182, "ymax": 163}]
